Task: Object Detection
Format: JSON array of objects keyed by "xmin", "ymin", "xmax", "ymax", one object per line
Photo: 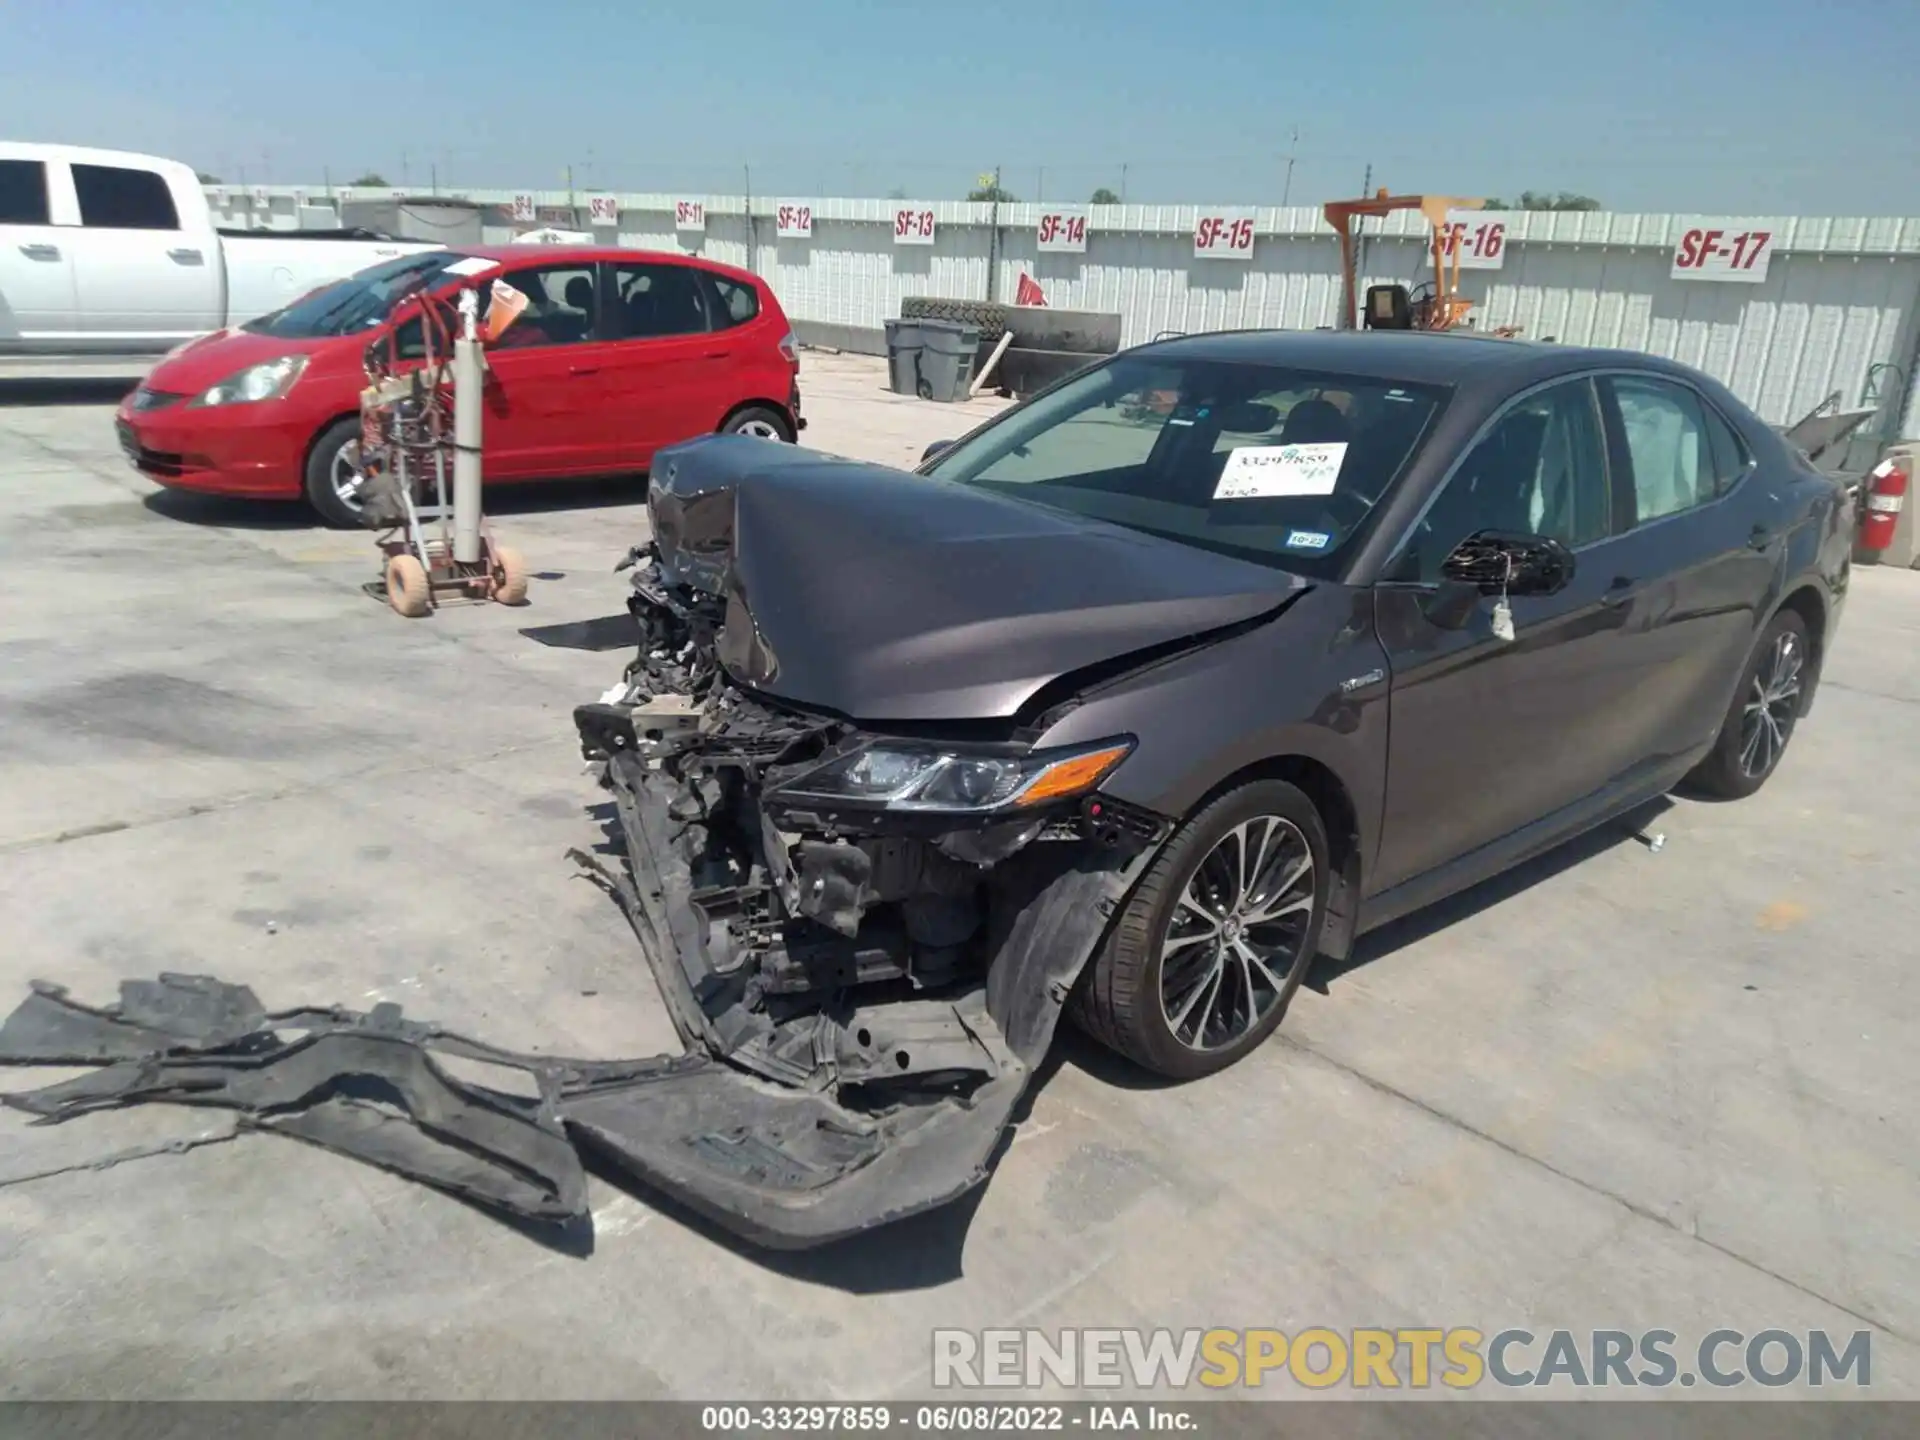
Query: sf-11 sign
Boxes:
[
  {"xmin": 1671, "ymin": 222, "xmax": 1773, "ymax": 283},
  {"xmin": 776, "ymin": 203, "xmax": 813, "ymax": 239},
  {"xmin": 1441, "ymin": 211, "xmax": 1507, "ymax": 270},
  {"xmin": 1037, "ymin": 208, "xmax": 1087, "ymax": 254},
  {"xmin": 894, "ymin": 208, "xmax": 936, "ymax": 245},
  {"xmin": 1194, "ymin": 209, "xmax": 1256, "ymax": 260},
  {"xmin": 586, "ymin": 194, "xmax": 618, "ymax": 225},
  {"xmin": 675, "ymin": 199, "xmax": 706, "ymax": 233}
]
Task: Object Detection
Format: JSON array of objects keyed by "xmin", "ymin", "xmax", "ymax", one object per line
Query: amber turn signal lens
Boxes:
[{"xmin": 1012, "ymin": 743, "xmax": 1133, "ymax": 808}]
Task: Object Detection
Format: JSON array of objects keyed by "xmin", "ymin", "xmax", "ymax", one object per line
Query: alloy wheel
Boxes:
[
  {"xmin": 1157, "ymin": 815, "xmax": 1316, "ymax": 1052},
  {"xmin": 1739, "ymin": 629, "xmax": 1803, "ymax": 779},
  {"xmin": 733, "ymin": 418, "xmax": 783, "ymax": 440},
  {"xmin": 331, "ymin": 439, "xmax": 364, "ymax": 513}
]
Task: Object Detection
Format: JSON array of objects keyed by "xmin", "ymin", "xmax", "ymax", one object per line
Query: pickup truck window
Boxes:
[
  {"xmin": 0, "ymin": 160, "xmax": 51, "ymax": 225},
  {"xmin": 72, "ymin": 164, "xmax": 180, "ymax": 231},
  {"xmin": 246, "ymin": 251, "xmax": 464, "ymax": 339}
]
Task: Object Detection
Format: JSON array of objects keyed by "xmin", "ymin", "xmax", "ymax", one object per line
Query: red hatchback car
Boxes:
[{"xmin": 116, "ymin": 246, "xmax": 804, "ymax": 526}]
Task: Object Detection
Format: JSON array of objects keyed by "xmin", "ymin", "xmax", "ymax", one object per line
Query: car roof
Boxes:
[
  {"xmin": 1136, "ymin": 328, "xmax": 1709, "ymax": 390},
  {"xmin": 450, "ymin": 244, "xmax": 759, "ymax": 284}
]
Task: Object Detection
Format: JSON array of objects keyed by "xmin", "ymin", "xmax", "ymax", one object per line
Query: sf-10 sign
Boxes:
[
  {"xmin": 509, "ymin": 194, "xmax": 537, "ymax": 223},
  {"xmin": 586, "ymin": 194, "xmax": 618, "ymax": 225},
  {"xmin": 1037, "ymin": 208, "xmax": 1087, "ymax": 254},
  {"xmin": 1441, "ymin": 211, "xmax": 1507, "ymax": 270},
  {"xmin": 1671, "ymin": 222, "xmax": 1774, "ymax": 282},
  {"xmin": 1194, "ymin": 210, "xmax": 1256, "ymax": 260},
  {"xmin": 776, "ymin": 203, "xmax": 813, "ymax": 239},
  {"xmin": 675, "ymin": 199, "xmax": 706, "ymax": 233},
  {"xmin": 894, "ymin": 208, "xmax": 936, "ymax": 245}
]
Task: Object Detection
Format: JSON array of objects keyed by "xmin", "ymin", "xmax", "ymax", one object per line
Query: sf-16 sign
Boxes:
[
  {"xmin": 1441, "ymin": 211, "xmax": 1507, "ymax": 270},
  {"xmin": 1671, "ymin": 221, "xmax": 1774, "ymax": 282}
]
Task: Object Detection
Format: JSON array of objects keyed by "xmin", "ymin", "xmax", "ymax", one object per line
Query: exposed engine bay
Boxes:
[{"xmin": 566, "ymin": 528, "xmax": 1169, "ymax": 1245}]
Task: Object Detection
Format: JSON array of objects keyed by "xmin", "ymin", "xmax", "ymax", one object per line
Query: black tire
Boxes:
[
  {"xmin": 899, "ymin": 296, "xmax": 1010, "ymax": 343},
  {"xmin": 1684, "ymin": 609, "xmax": 1811, "ymax": 799},
  {"xmin": 721, "ymin": 405, "xmax": 794, "ymax": 443},
  {"xmin": 303, "ymin": 417, "xmax": 366, "ymax": 529},
  {"xmin": 1072, "ymin": 779, "xmax": 1329, "ymax": 1080}
]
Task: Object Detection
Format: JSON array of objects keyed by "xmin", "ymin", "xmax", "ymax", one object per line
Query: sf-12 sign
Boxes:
[
  {"xmin": 1671, "ymin": 222, "xmax": 1774, "ymax": 283},
  {"xmin": 1037, "ymin": 207, "xmax": 1088, "ymax": 254},
  {"xmin": 1194, "ymin": 209, "xmax": 1256, "ymax": 260},
  {"xmin": 1441, "ymin": 210, "xmax": 1507, "ymax": 270},
  {"xmin": 894, "ymin": 207, "xmax": 936, "ymax": 245},
  {"xmin": 675, "ymin": 199, "xmax": 707, "ymax": 233},
  {"xmin": 509, "ymin": 194, "xmax": 536, "ymax": 223},
  {"xmin": 586, "ymin": 194, "xmax": 618, "ymax": 225},
  {"xmin": 776, "ymin": 203, "xmax": 813, "ymax": 239}
]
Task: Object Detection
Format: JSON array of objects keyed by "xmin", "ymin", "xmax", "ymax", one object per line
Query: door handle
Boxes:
[
  {"xmin": 1601, "ymin": 576, "xmax": 1638, "ymax": 607},
  {"xmin": 568, "ymin": 364, "xmax": 601, "ymax": 376},
  {"xmin": 703, "ymin": 350, "xmax": 733, "ymax": 360},
  {"xmin": 167, "ymin": 248, "xmax": 204, "ymax": 264},
  {"xmin": 1748, "ymin": 524, "xmax": 1774, "ymax": 552},
  {"xmin": 18, "ymin": 243, "xmax": 60, "ymax": 261}
]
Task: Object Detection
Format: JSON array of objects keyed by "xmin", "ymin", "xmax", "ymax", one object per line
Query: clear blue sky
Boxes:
[{"xmin": 3, "ymin": 0, "xmax": 1914, "ymax": 213}]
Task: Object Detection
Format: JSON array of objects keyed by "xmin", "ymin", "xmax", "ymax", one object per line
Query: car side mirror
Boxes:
[
  {"xmin": 921, "ymin": 439, "xmax": 955, "ymax": 465},
  {"xmin": 1440, "ymin": 529, "xmax": 1576, "ymax": 598}
]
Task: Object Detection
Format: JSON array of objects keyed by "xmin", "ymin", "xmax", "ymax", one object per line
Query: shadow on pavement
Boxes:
[
  {"xmin": 0, "ymin": 378, "xmax": 137, "ymax": 407},
  {"xmin": 140, "ymin": 474, "xmax": 646, "ymax": 531}
]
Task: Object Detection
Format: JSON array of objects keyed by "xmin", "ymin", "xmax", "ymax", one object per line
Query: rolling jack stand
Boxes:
[{"xmin": 360, "ymin": 285, "xmax": 527, "ymax": 618}]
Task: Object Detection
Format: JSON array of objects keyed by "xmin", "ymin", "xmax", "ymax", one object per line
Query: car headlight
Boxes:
[
  {"xmin": 192, "ymin": 354, "xmax": 308, "ymax": 407},
  {"xmin": 768, "ymin": 737, "xmax": 1133, "ymax": 815}
]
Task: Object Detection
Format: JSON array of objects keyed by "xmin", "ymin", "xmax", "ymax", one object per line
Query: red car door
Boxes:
[
  {"xmin": 477, "ymin": 259, "xmax": 619, "ymax": 480},
  {"xmin": 600, "ymin": 259, "xmax": 736, "ymax": 470}
]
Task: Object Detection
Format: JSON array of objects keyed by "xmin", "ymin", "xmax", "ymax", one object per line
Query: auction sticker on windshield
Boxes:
[{"xmin": 1215, "ymin": 443, "xmax": 1347, "ymax": 499}]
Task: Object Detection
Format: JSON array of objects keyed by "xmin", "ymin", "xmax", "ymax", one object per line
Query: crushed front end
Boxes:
[{"xmin": 567, "ymin": 539, "xmax": 1168, "ymax": 1248}]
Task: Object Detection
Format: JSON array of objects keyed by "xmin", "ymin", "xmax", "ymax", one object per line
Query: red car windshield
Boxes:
[{"xmin": 244, "ymin": 252, "xmax": 471, "ymax": 339}]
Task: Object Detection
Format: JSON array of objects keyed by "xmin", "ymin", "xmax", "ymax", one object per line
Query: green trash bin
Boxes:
[
  {"xmin": 915, "ymin": 319, "xmax": 981, "ymax": 402},
  {"xmin": 884, "ymin": 318, "xmax": 924, "ymax": 397}
]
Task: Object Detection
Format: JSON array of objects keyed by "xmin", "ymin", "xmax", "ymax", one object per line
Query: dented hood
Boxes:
[{"xmin": 647, "ymin": 436, "xmax": 1304, "ymax": 722}]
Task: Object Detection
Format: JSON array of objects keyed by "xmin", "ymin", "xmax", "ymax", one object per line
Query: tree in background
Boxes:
[
  {"xmin": 1090, "ymin": 187, "xmax": 1121, "ymax": 204},
  {"xmin": 886, "ymin": 186, "xmax": 908, "ymax": 200},
  {"xmin": 1484, "ymin": 190, "xmax": 1602, "ymax": 211},
  {"xmin": 348, "ymin": 172, "xmax": 390, "ymax": 187},
  {"xmin": 968, "ymin": 182, "xmax": 1019, "ymax": 203},
  {"xmin": 195, "ymin": 171, "xmax": 221, "ymax": 184}
]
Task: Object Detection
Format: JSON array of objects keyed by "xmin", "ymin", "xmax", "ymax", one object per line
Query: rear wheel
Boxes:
[
  {"xmin": 304, "ymin": 417, "xmax": 366, "ymax": 529},
  {"xmin": 1073, "ymin": 780, "xmax": 1328, "ymax": 1080},
  {"xmin": 722, "ymin": 406, "xmax": 794, "ymax": 443},
  {"xmin": 1685, "ymin": 609, "xmax": 1809, "ymax": 799}
]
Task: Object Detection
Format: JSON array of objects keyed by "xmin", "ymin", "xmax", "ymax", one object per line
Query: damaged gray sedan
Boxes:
[{"xmin": 568, "ymin": 330, "xmax": 1848, "ymax": 1247}]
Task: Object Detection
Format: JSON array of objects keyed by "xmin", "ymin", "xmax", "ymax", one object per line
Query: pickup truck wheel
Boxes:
[
  {"xmin": 722, "ymin": 406, "xmax": 793, "ymax": 443},
  {"xmin": 304, "ymin": 418, "xmax": 366, "ymax": 529},
  {"xmin": 1072, "ymin": 780, "xmax": 1328, "ymax": 1080}
]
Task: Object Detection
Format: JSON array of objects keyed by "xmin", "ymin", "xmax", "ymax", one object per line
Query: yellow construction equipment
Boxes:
[{"xmin": 1323, "ymin": 190, "xmax": 1520, "ymax": 336}]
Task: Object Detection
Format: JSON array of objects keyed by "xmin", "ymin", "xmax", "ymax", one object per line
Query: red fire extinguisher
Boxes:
[{"xmin": 1858, "ymin": 457, "xmax": 1910, "ymax": 554}]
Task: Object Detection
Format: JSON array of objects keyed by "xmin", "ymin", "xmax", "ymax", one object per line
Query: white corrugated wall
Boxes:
[{"xmin": 215, "ymin": 186, "xmax": 1920, "ymax": 437}]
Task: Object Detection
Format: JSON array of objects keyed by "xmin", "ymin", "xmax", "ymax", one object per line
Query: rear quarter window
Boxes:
[
  {"xmin": 707, "ymin": 273, "xmax": 760, "ymax": 328},
  {"xmin": 72, "ymin": 164, "xmax": 180, "ymax": 230},
  {"xmin": 0, "ymin": 160, "xmax": 51, "ymax": 225}
]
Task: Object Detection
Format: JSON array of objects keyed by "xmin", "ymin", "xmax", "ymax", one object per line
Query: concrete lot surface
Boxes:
[{"xmin": 0, "ymin": 352, "xmax": 1916, "ymax": 1404}]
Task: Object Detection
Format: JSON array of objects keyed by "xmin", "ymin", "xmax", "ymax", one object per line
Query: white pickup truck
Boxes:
[{"xmin": 0, "ymin": 142, "xmax": 436, "ymax": 358}]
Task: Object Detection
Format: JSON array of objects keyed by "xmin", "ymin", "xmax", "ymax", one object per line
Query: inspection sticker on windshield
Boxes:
[
  {"xmin": 1284, "ymin": 529, "xmax": 1331, "ymax": 550},
  {"xmin": 1214, "ymin": 442, "xmax": 1347, "ymax": 499}
]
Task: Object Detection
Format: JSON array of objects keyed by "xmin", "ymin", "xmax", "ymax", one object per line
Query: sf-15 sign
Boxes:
[
  {"xmin": 1194, "ymin": 209, "xmax": 1256, "ymax": 260},
  {"xmin": 1671, "ymin": 222, "xmax": 1774, "ymax": 282},
  {"xmin": 1037, "ymin": 208, "xmax": 1088, "ymax": 254}
]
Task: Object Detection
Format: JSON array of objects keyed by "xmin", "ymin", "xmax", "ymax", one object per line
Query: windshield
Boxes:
[
  {"xmin": 243, "ymin": 251, "xmax": 467, "ymax": 338},
  {"xmin": 922, "ymin": 353, "xmax": 1448, "ymax": 576}
]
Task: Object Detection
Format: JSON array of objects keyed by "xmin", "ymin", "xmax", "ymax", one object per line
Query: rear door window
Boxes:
[
  {"xmin": 608, "ymin": 263, "xmax": 713, "ymax": 340},
  {"xmin": 72, "ymin": 164, "xmax": 180, "ymax": 230},
  {"xmin": 0, "ymin": 160, "xmax": 51, "ymax": 225},
  {"xmin": 1609, "ymin": 375, "xmax": 1725, "ymax": 523}
]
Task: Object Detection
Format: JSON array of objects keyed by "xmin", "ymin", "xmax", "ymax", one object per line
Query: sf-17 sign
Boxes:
[{"xmin": 1671, "ymin": 222, "xmax": 1774, "ymax": 282}]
